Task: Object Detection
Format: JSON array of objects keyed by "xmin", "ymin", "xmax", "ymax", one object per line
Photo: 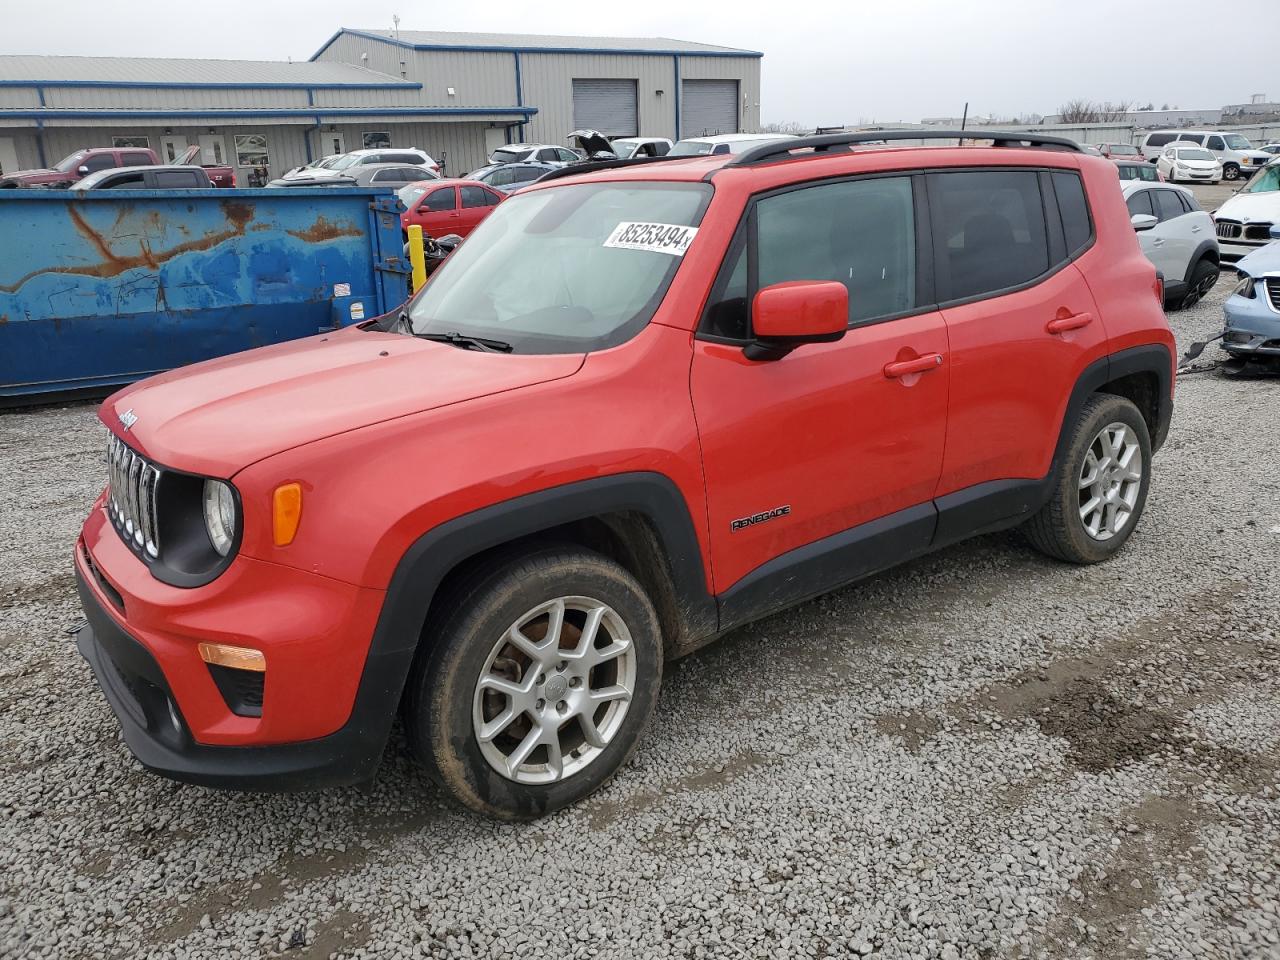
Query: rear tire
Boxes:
[
  {"xmin": 1023, "ymin": 394, "xmax": 1152, "ymax": 565},
  {"xmin": 403, "ymin": 546, "xmax": 663, "ymax": 820}
]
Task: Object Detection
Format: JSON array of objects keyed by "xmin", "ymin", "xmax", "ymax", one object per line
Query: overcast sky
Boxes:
[{"xmin": 4, "ymin": 0, "xmax": 1277, "ymax": 126}]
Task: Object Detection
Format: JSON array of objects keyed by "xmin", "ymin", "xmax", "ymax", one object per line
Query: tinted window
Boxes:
[
  {"xmin": 712, "ymin": 144, "xmax": 731, "ymax": 155},
  {"xmin": 1206, "ymin": 136, "xmax": 1225, "ymax": 151},
  {"xmin": 557, "ymin": 148, "xmax": 579, "ymax": 162},
  {"xmin": 153, "ymin": 170, "xmax": 201, "ymax": 188},
  {"xmin": 1145, "ymin": 133, "xmax": 1176, "ymax": 148},
  {"xmin": 1154, "ymin": 190, "xmax": 1185, "ymax": 222},
  {"xmin": 931, "ymin": 170, "xmax": 1049, "ymax": 301},
  {"xmin": 1126, "ymin": 191, "xmax": 1155, "ymax": 218},
  {"xmin": 1180, "ymin": 191, "xmax": 1201, "ymax": 212},
  {"xmin": 83, "ymin": 154, "xmax": 116, "ymax": 173},
  {"xmin": 757, "ymin": 176, "xmax": 916, "ymax": 325},
  {"xmin": 536, "ymin": 148, "xmax": 559, "ymax": 162},
  {"xmin": 382, "ymin": 152, "xmax": 423, "ymax": 165},
  {"xmin": 482, "ymin": 188, "xmax": 503, "ymax": 205},
  {"xmin": 103, "ymin": 172, "xmax": 145, "ymax": 189},
  {"xmin": 1052, "ymin": 172, "xmax": 1092, "ymax": 256},
  {"xmin": 121, "ymin": 152, "xmax": 153, "ymax": 167},
  {"xmin": 422, "ymin": 187, "xmax": 455, "ymax": 212},
  {"xmin": 704, "ymin": 241, "xmax": 748, "ymax": 339},
  {"xmin": 1140, "ymin": 165, "xmax": 1159, "ymax": 181},
  {"xmin": 460, "ymin": 186, "xmax": 494, "ymax": 208}
]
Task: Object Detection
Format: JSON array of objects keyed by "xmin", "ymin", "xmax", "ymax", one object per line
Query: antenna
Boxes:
[{"xmin": 392, "ymin": 14, "xmax": 400, "ymax": 40}]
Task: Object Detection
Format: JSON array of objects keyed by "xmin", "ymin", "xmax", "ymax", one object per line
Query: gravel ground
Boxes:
[{"xmin": 2, "ymin": 280, "xmax": 1279, "ymax": 960}]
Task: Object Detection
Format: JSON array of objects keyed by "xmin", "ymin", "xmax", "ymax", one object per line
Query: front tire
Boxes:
[
  {"xmin": 1178, "ymin": 258, "xmax": 1219, "ymax": 310},
  {"xmin": 404, "ymin": 547, "xmax": 663, "ymax": 820},
  {"xmin": 1223, "ymin": 163, "xmax": 1240, "ymax": 181},
  {"xmin": 1023, "ymin": 394, "xmax": 1152, "ymax": 564}
]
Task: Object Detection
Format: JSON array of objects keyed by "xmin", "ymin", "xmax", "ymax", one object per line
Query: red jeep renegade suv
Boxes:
[{"xmin": 74, "ymin": 131, "xmax": 1175, "ymax": 819}]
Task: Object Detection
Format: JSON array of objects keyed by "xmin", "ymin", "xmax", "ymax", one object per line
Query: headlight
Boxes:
[
  {"xmin": 1231, "ymin": 274, "xmax": 1256, "ymax": 299},
  {"xmin": 203, "ymin": 479, "xmax": 237, "ymax": 556}
]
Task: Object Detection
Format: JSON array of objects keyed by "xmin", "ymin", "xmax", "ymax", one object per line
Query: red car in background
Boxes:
[{"xmin": 398, "ymin": 179, "xmax": 504, "ymax": 238}]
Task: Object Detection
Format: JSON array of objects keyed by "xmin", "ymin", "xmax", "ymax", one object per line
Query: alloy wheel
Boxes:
[
  {"xmin": 472, "ymin": 596, "xmax": 636, "ymax": 784},
  {"xmin": 1078, "ymin": 421, "xmax": 1144, "ymax": 541}
]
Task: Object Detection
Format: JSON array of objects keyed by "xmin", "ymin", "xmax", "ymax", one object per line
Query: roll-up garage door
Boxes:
[
  {"xmin": 681, "ymin": 80, "xmax": 738, "ymax": 139},
  {"xmin": 571, "ymin": 79, "xmax": 638, "ymax": 137}
]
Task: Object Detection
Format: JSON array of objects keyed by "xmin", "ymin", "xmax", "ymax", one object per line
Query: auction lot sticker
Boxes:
[{"xmin": 604, "ymin": 222, "xmax": 698, "ymax": 256}]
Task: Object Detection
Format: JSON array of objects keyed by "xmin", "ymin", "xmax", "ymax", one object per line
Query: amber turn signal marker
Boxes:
[
  {"xmin": 198, "ymin": 642, "xmax": 266, "ymax": 673},
  {"xmin": 272, "ymin": 482, "xmax": 303, "ymax": 547}
]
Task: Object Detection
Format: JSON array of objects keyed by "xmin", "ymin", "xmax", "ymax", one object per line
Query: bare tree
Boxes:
[
  {"xmin": 1056, "ymin": 99, "xmax": 1133, "ymax": 123},
  {"xmin": 760, "ymin": 120, "xmax": 810, "ymax": 135}
]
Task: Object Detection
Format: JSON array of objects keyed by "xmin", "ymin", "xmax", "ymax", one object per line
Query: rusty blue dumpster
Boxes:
[{"xmin": 0, "ymin": 187, "xmax": 410, "ymax": 404}]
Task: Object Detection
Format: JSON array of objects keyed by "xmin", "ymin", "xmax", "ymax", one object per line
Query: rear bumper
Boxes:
[{"xmin": 76, "ymin": 567, "xmax": 390, "ymax": 791}]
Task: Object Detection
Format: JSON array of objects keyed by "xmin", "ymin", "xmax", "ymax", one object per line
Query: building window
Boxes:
[
  {"xmin": 234, "ymin": 134, "xmax": 269, "ymax": 168},
  {"xmin": 362, "ymin": 131, "xmax": 392, "ymax": 149},
  {"xmin": 112, "ymin": 136, "xmax": 150, "ymax": 149}
]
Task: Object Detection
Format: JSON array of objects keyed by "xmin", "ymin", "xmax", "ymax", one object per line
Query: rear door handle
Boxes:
[
  {"xmin": 884, "ymin": 353, "xmax": 944, "ymax": 378},
  {"xmin": 1046, "ymin": 312, "xmax": 1094, "ymax": 335}
]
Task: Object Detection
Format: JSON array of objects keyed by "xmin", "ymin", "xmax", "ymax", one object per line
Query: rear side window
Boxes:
[
  {"xmin": 461, "ymin": 186, "xmax": 498, "ymax": 208},
  {"xmin": 1153, "ymin": 190, "xmax": 1185, "ymax": 222},
  {"xmin": 1126, "ymin": 191, "xmax": 1155, "ymax": 218},
  {"xmin": 1140, "ymin": 165, "xmax": 1159, "ymax": 181},
  {"xmin": 152, "ymin": 170, "xmax": 201, "ymax": 188},
  {"xmin": 83, "ymin": 154, "xmax": 116, "ymax": 173},
  {"xmin": 121, "ymin": 152, "xmax": 152, "ymax": 167},
  {"xmin": 1180, "ymin": 192, "xmax": 1201, "ymax": 213},
  {"xmin": 930, "ymin": 170, "xmax": 1049, "ymax": 301},
  {"xmin": 104, "ymin": 172, "xmax": 146, "ymax": 189},
  {"xmin": 1145, "ymin": 133, "xmax": 1176, "ymax": 149},
  {"xmin": 1051, "ymin": 172, "xmax": 1092, "ymax": 256}
]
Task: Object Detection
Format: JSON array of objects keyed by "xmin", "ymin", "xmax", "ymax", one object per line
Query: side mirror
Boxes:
[
  {"xmin": 78, "ymin": 165, "xmax": 90, "ymax": 175},
  {"xmin": 1131, "ymin": 214, "xmax": 1159, "ymax": 232},
  {"xmin": 745, "ymin": 280, "xmax": 848, "ymax": 361}
]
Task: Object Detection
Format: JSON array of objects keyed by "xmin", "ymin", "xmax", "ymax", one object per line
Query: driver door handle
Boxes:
[
  {"xmin": 1046, "ymin": 312, "xmax": 1094, "ymax": 335},
  {"xmin": 884, "ymin": 353, "xmax": 944, "ymax": 378}
]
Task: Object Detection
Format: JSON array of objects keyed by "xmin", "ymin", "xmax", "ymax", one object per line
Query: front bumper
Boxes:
[
  {"xmin": 1221, "ymin": 290, "xmax": 1280, "ymax": 358},
  {"xmin": 76, "ymin": 568, "xmax": 386, "ymax": 790}
]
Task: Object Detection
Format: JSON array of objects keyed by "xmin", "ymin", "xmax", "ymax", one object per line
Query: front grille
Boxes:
[
  {"xmin": 1215, "ymin": 219, "xmax": 1273, "ymax": 245},
  {"xmin": 1245, "ymin": 222, "xmax": 1275, "ymax": 243},
  {"xmin": 107, "ymin": 434, "xmax": 161, "ymax": 559},
  {"xmin": 1267, "ymin": 279, "xmax": 1280, "ymax": 313},
  {"xmin": 1216, "ymin": 220, "xmax": 1242, "ymax": 240}
]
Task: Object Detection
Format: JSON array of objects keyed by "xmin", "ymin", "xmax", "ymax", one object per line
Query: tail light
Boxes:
[{"xmin": 1154, "ymin": 275, "xmax": 1164, "ymax": 306}]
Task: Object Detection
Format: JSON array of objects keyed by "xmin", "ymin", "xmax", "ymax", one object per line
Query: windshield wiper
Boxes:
[
  {"xmin": 395, "ymin": 310, "xmax": 413, "ymax": 335},
  {"xmin": 416, "ymin": 330, "xmax": 513, "ymax": 353}
]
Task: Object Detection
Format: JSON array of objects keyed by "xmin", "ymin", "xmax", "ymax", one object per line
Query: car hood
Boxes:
[
  {"xmin": 102, "ymin": 329, "xmax": 585, "ymax": 477},
  {"xmin": 1217, "ymin": 191, "xmax": 1280, "ymax": 221},
  {"xmin": 2, "ymin": 167, "xmax": 58, "ymax": 180},
  {"xmin": 1236, "ymin": 241, "xmax": 1280, "ymax": 277},
  {"xmin": 567, "ymin": 129, "xmax": 614, "ymax": 157}
]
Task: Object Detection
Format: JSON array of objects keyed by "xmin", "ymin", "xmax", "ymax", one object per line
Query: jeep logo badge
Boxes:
[{"xmin": 118, "ymin": 408, "xmax": 138, "ymax": 432}]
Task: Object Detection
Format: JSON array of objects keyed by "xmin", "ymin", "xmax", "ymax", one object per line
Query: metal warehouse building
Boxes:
[{"xmin": 0, "ymin": 29, "xmax": 762, "ymax": 182}]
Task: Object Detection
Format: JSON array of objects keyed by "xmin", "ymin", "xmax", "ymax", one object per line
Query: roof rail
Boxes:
[
  {"xmin": 725, "ymin": 129, "xmax": 1085, "ymax": 167},
  {"xmin": 534, "ymin": 154, "xmax": 693, "ymax": 185}
]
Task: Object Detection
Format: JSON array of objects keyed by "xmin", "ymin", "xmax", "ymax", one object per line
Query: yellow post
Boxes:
[{"xmin": 407, "ymin": 225, "xmax": 427, "ymax": 292}]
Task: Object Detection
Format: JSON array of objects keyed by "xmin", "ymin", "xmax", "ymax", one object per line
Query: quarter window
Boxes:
[
  {"xmin": 1051, "ymin": 172, "xmax": 1092, "ymax": 256},
  {"xmin": 930, "ymin": 170, "xmax": 1049, "ymax": 301}
]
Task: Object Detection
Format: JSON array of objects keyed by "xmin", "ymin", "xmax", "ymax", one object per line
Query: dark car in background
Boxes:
[
  {"xmin": 465, "ymin": 160, "xmax": 558, "ymax": 195},
  {"xmin": 1098, "ymin": 142, "xmax": 1143, "ymax": 160},
  {"xmin": 70, "ymin": 165, "xmax": 213, "ymax": 190},
  {"xmin": 1115, "ymin": 161, "xmax": 1163, "ymax": 183}
]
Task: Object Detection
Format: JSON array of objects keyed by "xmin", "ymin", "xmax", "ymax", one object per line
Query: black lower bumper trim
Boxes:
[{"xmin": 75, "ymin": 567, "xmax": 392, "ymax": 792}]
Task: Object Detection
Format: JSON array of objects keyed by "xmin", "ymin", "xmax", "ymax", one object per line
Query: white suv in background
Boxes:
[
  {"xmin": 1155, "ymin": 143, "xmax": 1222, "ymax": 184},
  {"xmin": 1139, "ymin": 130, "xmax": 1271, "ymax": 181},
  {"xmin": 1122, "ymin": 180, "xmax": 1220, "ymax": 310},
  {"xmin": 283, "ymin": 148, "xmax": 440, "ymax": 181},
  {"xmin": 667, "ymin": 133, "xmax": 798, "ymax": 156}
]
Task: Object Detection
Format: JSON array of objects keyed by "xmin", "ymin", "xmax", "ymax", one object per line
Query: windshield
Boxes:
[
  {"xmin": 1243, "ymin": 162, "xmax": 1280, "ymax": 194},
  {"xmin": 398, "ymin": 184, "xmax": 430, "ymax": 208},
  {"xmin": 611, "ymin": 139, "xmax": 641, "ymax": 155},
  {"xmin": 407, "ymin": 181, "xmax": 712, "ymax": 353},
  {"xmin": 1223, "ymin": 134, "xmax": 1252, "ymax": 151},
  {"xmin": 668, "ymin": 140, "xmax": 715, "ymax": 157},
  {"xmin": 1109, "ymin": 144, "xmax": 1139, "ymax": 155},
  {"xmin": 491, "ymin": 148, "xmax": 532, "ymax": 163},
  {"xmin": 1175, "ymin": 148, "xmax": 1214, "ymax": 161},
  {"xmin": 330, "ymin": 155, "xmax": 362, "ymax": 170},
  {"xmin": 54, "ymin": 151, "xmax": 87, "ymax": 173}
]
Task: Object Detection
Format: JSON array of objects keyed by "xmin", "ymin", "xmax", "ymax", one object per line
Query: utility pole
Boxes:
[{"xmin": 960, "ymin": 102, "xmax": 969, "ymax": 131}]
